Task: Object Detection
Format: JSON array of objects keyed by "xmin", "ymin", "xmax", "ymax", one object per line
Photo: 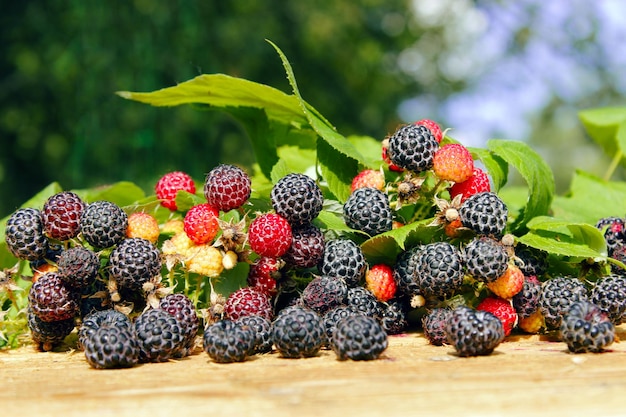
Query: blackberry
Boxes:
[
  {"xmin": 271, "ymin": 305, "xmax": 325, "ymax": 358},
  {"xmin": 422, "ymin": 307, "xmax": 452, "ymax": 346},
  {"xmin": 331, "ymin": 314, "xmax": 388, "ymax": 361},
  {"xmin": 596, "ymin": 217, "xmax": 626, "ymax": 256},
  {"xmin": 42, "ymin": 191, "xmax": 85, "ymax": 241},
  {"xmin": 80, "ymin": 201, "xmax": 128, "ymax": 249},
  {"xmin": 346, "ymin": 286, "xmax": 381, "ymax": 318},
  {"xmin": 560, "ymin": 301, "xmax": 615, "ymax": 353},
  {"xmin": 28, "ymin": 309, "xmax": 75, "ymax": 351},
  {"xmin": 459, "ymin": 192, "xmax": 508, "ymax": 237},
  {"xmin": 380, "ymin": 299, "xmax": 408, "ymax": 335},
  {"xmin": 513, "ymin": 244, "xmax": 549, "ymax": 277},
  {"xmin": 28, "ymin": 272, "xmax": 79, "ymax": 322},
  {"xmin": 236, "ymin": 315, "xmax": 273, "ymax": 354},
  {"xmin": 5, "ymin": 208, "xmax": 48, "ymax": 261},
  {"xmin": 386, "ymin": 124, "xmax": 439, "ymax": 172},
  {"xmin": 322, "ymin": 306, "xmax": 358, "ymax": 344},
  {"xmin": 204, "ymin": 164, "xmax": 252, "ymax": 212},
  {"xmin": 108, "ymin": 238, "xmax": 162, "ymax": 290},
  {"xmin": 301, "ymin": 275, "xmax": 348, "ymax": 315},
  {"xmin": 270, "ymin": 173, "xmax": 323, "ymax": 226},
  {"xmin": 159, "ymin": 293, "xmax": 200, "ymax": 353},
  {"xmin": 590, "ymin": 275, "xmax": 626, "ymax": 325},
  {"xmin": 343, "ymin": 187, "xmax": 392, "ymax": 236},
  {"xmin": 512, "ymin": 275, "xmax": 542, "ymax": 318},
  {"xmin": 415, "ymin": 242, "xmax": 464, "ymax": 300},
  {"xmin": 539, "ymin": 276, "xmax": 589, "ymax": 330},
  {"xmin": 224, "ymin": 287, "xmax": 274, "ymax": 322},
  {"xmin": 609, "ymin": 243, "xmax": 626, "ymax": 275},
  {"xmin": 203, "ymin": 319, "xmax": 255, "ymax": 363},
  {"xmin": 283, "ymin": 224, "xmax": 325, "ymax": 269},
  {"xmin": 56, "ymin": 246, "xmax": 100, "ymax": 290},
  {"xmin": 445, "ymin": 306, "xmax": 505, "ymax": 356},
  {"xmin": 83, "ymin": 325, "xmax": 139, "ymax": 369},
  {"xmin": 78, "ymin": 309, "xmax": 132, "ymax": 350},
  {"xmin": 393, "ymin": 246, "xmax": 422, "ymax": 297},
  {"xmin": 319, "ymin": 239, "xmax": 367, "ymax": 287},
  {"xmin": 134, "ymin": 308, "xmax": 186, "ymax": 362},
  {"xmin": 29, "ymin": 243, "xmax": 63, "ymax": 273},
  {"xmin": 464, "ymin": 236, "xmax": 509, "ymax": 283}
]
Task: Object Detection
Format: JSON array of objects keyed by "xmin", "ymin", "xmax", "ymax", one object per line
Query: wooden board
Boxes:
[{"xmin": 1, "ymin": 325, "xmax": 625, "ymax": 417}]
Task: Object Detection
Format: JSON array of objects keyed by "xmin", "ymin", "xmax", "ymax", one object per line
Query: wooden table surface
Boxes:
[{"xmin": 1, "ymin": 326, "xmax": 625, "ymax": 417}]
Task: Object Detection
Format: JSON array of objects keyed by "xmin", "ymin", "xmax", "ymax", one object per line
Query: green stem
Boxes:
[{"xmin": 604, "ymin": 149, "xmax": 623, "ymax": 181}]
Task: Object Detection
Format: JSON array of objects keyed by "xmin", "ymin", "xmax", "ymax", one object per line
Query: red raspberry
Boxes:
[
  {"xmin": 476, "ymin": 296, "xmax": 518, "ymax": 337},
  {"xmin": 415, "ymin": 119, "xmax": 443, "ymax": 143},
  {"xmin": 204, "ymin": 164, "xmax": 251, "ymax": 212},
  {"xmin": 449, "ymin": 167, "xmax": 491, "ymax": 203},
  {"xmin": 224, "ymin": 287, "xmax": 273, "ymax": 322},
  {"xmin": 432, "ymin": 143, "xmax": 474, "ymax": 183},
  {"xmin": 248, "ymin": 213, "xmax": 292, "ymax": 258},
  {"xmin": 155, "ymin": 171, "xmax": 196, "ymax": 211},
  {"xmin": 365, "ymin": 264, "xmax": 397, "ymax": 302},
  {"xmin": 184, "ymin": 203, "xmax": 220, "ymax": 245},
  {"xmin": 247, "ymin": 257, "xmax": 283, "ymax": 297},
  {"xmin": 351, "ymin": 169, "xmax": 385, "ymax": 193},
  {"xmin": 487, "ymin": 264, "xmax": 525, "ymax": 300}
]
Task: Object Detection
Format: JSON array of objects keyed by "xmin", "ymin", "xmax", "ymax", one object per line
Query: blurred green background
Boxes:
[{"xmin": 1, "ymin": 0, "xmax": 625, "ymax": 218}]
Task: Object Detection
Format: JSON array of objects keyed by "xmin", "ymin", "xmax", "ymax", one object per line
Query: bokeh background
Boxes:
[{"xmin": 1, "ymin": 0, "xmax": 625, "ymax": 218}]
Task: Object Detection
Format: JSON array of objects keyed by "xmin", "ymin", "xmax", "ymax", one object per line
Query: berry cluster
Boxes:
[{"xmin": 4, "ymin": 118, "xmax": 625, "ymax": 365}]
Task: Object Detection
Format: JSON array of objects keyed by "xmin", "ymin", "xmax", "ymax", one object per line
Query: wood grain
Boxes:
[{"xmin": 1, "ymin": 326, "xmax": 625, "ymax": 417}]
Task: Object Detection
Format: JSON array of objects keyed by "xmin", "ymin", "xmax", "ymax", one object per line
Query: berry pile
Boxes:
[{"xmin": 2, "ymin": 117, "xmax": 625, "ymax": 367}]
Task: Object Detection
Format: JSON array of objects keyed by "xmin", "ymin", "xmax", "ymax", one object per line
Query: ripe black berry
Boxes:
[
  {"xmin": 539, "ymin": 276, "xmax": 588, "ymax": 330},
  {"xmin": 446, "ymin": 306, "xmax": 505, "ymax": 356},
  {"xmin": 415, "ymin": 242, "xmax": 464, "ymax": 300},
  {"xmin": 83, "ymin": 325, "xmax": 139, "ymax": 369},
  {"xmin": 459, "ymin": 192, "xmax": 508, "ymax": 237},
  {"xmin": 80, "ymin": 201, "xmax": 128, "ymax": 249},
  {"xmin": 343, "ymin": 187, "xmax": 392, "ymax": 236},
  {"xmin": 134, "ymin": 308, "xmax": 186, "ymax": 362},
  {"xmin": 109, "ymin": 238, "xmax": 162, "ymax": 291},
  {"xmin": 560, "ymin": 301, "xmax": 615, "ymax": 353},
  {"xmin": 331, "ymin": 314, "xmax": 388, "ymax": 361},
  {"xmin": 271, "ymin": 306, "xmax": 325, "ymax": 358},
  {"xmin": 283, "ymin": 224, "xmax": 325, "ymax": 269},
  {"xmin": 270, "ymin": 173, "xmax": 323, "ymax": 226},
  {"xmin": 203, "ymin": 319, "xmax": 255, "ymax": 363},
  {"xmin": 319, "ymin": 239, "xmax": 366, "ymax": 287},
  {"xmin": 464, "ymin": 236, "xmax": 509, "ymax": 283},
  {"xmin": 5, "ymin": 208, "xmax": 49, "ymax": 261},
  {"xmin": 387, "ymin": 124, "xmax": 438, "ymax": 172}
]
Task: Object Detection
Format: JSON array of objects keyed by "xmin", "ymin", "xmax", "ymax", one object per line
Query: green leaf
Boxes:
[
  {"xmin": 579, "ymin": 107, "xmax": 626, "ymax": 159},
  {"xmin": 317, "ymin": 139, "xmax": 357, "ymax": 202},
  {"xmin": 469, "ymin": 147, "xmax": 508, "ymax": 191},
  {"xmin": 117, "ymin": 73, "xmax": 309, "ymax": 128},
  {"xmin": 174, "ymin": 190, "xmax": 205, "ymax": 212},
  {"xmin": 551, "ymin": 170, "xmax": 626, "ymax": 223},
  {"xmin": 360, "ymin": 220, "xmax": 439, "ymax": 264},
  {"xmin": 74, "ymin": 181, "xmax": 146, "ymax": 207},
  {"xmin": 518, "ymin": 216, "xmax": 607, "ymax": 258},
  {"xmin": 487, "ymin": 139, "xmax": 555, "ymax": 234},
  {"xmin": 270, "ymin": 159, "xmax": 292, "ymax": 184},
  {"xmin": 314, "ymin": 210, "xmax": 353, "ymax": 232},
  {"xmin": 268, "ymin": 40, "xmax": 369, "ymax": 201},
  {"xmin": 348, "ymin": 135, "xmax": 384, "ymax": 168}
]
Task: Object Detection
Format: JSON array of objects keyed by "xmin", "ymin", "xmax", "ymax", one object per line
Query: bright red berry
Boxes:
[
  {"xmin": 415, "ymin": 119, "xmax": 443, "ymax": 143},
  {"xmin": 248, "ymin": 213, "xmax": 292, "ymax": 258},
  {"xmin": 247, "ymin": 257, "xmax": 283, "ymax": 297},
  {"xmin": 184, "ymin": 203, "xmax": 220, "ymax": 245},
  {"xmin": 476, "ymin": 296, "xmax": 518, "ymax": 337},
  {"xmin": 365, "ymin": 264, "xmax": 397, "ymax": 302},
  {"xmin": 432, "ymin": 143, "xmax": 474, "ymax": 183},
  {"xmin": 449, "ymin": 167, "xmax": 491, "ymax": 203},
  {"xmin": 351, "ymin": 170, "xmax": 385, "ymax": 193},
  {"xmin": 155, "ymin": 171, "xmax": 196, "ymax": 211}
]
